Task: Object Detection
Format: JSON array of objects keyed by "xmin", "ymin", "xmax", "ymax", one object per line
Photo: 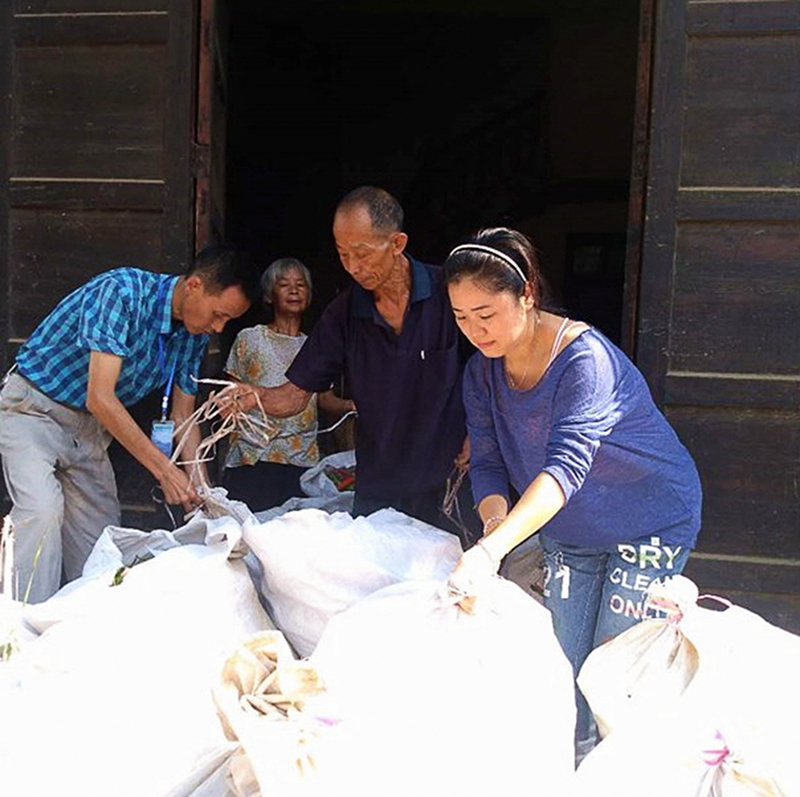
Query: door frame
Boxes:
[{"xmin": 621, "ymin": 0, "xmax": 656, "ymax": 362}]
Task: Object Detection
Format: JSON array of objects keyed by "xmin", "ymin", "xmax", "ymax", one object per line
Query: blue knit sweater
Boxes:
[{"xmin": 464, "ymin": 328, "xmax": 702, "ymax": 548}]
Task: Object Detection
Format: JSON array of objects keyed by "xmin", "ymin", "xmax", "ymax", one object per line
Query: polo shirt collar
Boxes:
[
  {"xmin": 158, "ymin": 276, "xmax": 179, "ymax": 335},
  {"xmin": 351, "ymin": 256, "xmax": 431, "ymax": 319}
]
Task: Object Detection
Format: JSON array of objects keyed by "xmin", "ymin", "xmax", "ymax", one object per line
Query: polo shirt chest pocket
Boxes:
[{"xmin": 406, "ymin": 341, "xmax": 460, "ymax": 396}]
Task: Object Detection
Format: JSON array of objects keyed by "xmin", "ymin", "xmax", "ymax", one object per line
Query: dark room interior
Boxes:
[{"xmin": 222, "ymin": 0, "xmax": 640, "ymax": 346}]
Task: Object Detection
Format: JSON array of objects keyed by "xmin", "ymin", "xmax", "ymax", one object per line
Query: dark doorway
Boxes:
[{"xmin": 224, "ymin": 0, "xmax": 640, "ymax": 344}]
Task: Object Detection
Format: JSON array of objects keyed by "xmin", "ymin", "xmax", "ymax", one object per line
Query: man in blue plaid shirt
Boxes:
[{"xmin": 0, "ymin": 245, "xmax": 258, "ymax": 603}]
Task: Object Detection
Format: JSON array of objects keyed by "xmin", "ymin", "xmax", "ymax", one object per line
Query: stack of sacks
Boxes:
[
  {"xmin": 0, "ymin": 512, "xmax": 273, "ymax": 797},
  {"xmin": 243, "ymin": 507, "xmax": 462, "ymax": 656},
  {"xmin": 213, "ymin": 578, "xmax": 577, "ymax": 797},
  {"xmin": 574, "ymin": 575, "xmax": 800, "ymax": 797}
]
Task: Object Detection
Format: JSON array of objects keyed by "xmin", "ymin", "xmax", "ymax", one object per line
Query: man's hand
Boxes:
[
  {"xmin": 87, "ymin": 352, "xmax": 205, "ymax": 511},
  {"xmin": 157, "ymin": 460, "xmax": 202, "ymax": 513}
]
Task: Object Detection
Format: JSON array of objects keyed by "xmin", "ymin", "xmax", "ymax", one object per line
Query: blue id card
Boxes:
[{"xmin": 151, "ymin": 419, "xmax": 175, "ymax": 458}]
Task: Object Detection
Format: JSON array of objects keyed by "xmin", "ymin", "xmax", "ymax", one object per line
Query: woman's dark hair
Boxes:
[{"xmin": 444, "ymin": 227, "xmax": 543, "ymax": 307}]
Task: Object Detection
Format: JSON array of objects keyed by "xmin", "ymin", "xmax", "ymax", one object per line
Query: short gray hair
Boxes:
[
  {"xmin": 336, "ymin": 186, "xmax": 404, "ymax": 234},
  {"xmin": 260, "ymin": 257, "xmax": 313, "ymax": 304}
]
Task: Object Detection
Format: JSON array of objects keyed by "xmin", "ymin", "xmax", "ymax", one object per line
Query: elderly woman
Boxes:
[
  {"xmin": 443, "ymin": 228, "xmax": 702, "ymax": 763},
  {"xmin": 223, "ymin": 257, "xmax": 353, "ymax": 511}
]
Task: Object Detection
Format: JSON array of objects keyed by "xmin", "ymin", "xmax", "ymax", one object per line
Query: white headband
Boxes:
[{"xmin": 448, "ymin": 243, "xmax": 528, "ymax": 284}]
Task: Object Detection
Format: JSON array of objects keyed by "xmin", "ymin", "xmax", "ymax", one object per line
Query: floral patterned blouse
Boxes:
[{"xmin": 224, "ymin": 325, "xmax": 319, "ymax": 468}]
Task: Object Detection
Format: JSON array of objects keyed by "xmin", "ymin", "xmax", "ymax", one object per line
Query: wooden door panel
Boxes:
[
  {"xmin": 668, "ymin": 406, "xmax": 800, "ymax": 558},
  {"xmin": 8, "ymin": 208, "xmax": 164, "ymax": 347},
  {"xmin": 13, "ymin": 44, "xmax": 167, "ymax": 178},
  {"xmin": 670, "ymin": 221, "xmax": 800, "ymax": 375},
  {"xmin": 3, "ymin": 1, "xmax": 195, "ymax": 357},
  {"xmin": 682, "ymin": 33, "xmax": 800, "ymax": 187}
]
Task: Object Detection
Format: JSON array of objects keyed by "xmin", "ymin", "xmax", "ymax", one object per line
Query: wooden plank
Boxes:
[
  {"xmin": 209, "ymin": 10, "xmax": 228, "ymax": 241},
  {"xmin": 684, "ymin": 556, "xmax": 800, "ymax": 597},
  {"xmin": 15, "ymin": 14, "xmax": 168, "ymax": 45},
  {"xmin": 666, "ymin": 373, "xmax": 800, "ymax": 411},
  {"xmin": 162, "ymin": 0, "xmax": 195, "ymax": 270},
  {"xmin": 682, "ymin": 33, "xmax": 800, "ymax": 188},
  {"xmin": 16, "ymin": 1, "xmax": 168, "ymax": 12},
  {"xmin": 8, "ymin": 207, "xmax": 164, "ymax": 339},
  {"xmin": 677, "ymin": 188, "xmax": 800, "ymax": 220},
  {"xmin": 1, "ymin": 0, "xmax": 199, "ymax": 517},
  {"xmin": 9, "ymin": 179, "xmax": 164, "ymax": 210},
  {"xmin": 669, "ymin": 221, "xmax": 800, "ymax": 376},
  {"xmin": 668, "ymin": 406, "xmax": 800, "ymax": 559},
  {"xmin": 11, "ymin": 44, "xmax": 166, "ymax": 180},
  {"xmin": 194, "ymin": 0, "xmax": 213, "ymax": 249},
  {"xmin": 687, "ymin": 0, "xmax": 800, "ymax": 36}
]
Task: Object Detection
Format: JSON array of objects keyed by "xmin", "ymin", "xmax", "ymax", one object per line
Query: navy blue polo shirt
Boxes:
[{"xmin": 287, "ymin": 257, "xmax": 466, "ymax": 500}]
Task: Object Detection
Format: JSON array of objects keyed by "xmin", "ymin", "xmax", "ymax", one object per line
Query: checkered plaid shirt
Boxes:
[{"xmin": 16, "ymin": 268, "xmax": 208, "ymax": 409}]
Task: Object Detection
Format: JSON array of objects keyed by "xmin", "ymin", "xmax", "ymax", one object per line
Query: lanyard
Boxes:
[
  {"xmin": 157, "ymin": 335, "xmax": 178, "ymax": 420},
  {"xmin": 156, "ymin": 278, "xmax": 178, "ymax": 421}
]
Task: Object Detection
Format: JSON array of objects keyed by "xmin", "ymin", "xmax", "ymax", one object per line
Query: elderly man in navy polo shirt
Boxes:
[
  {"xmin": 227, "ymin": 186, "xmax": 470, "ymax": 530},
  {"xmin": 0, "ymin": 246, "xmax": 257, "ymax": 602}
]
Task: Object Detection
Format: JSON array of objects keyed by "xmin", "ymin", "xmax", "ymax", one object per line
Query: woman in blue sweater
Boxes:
[{"xmin": 444, "ymin": 228, "xmax": 702, "ymax": 760}]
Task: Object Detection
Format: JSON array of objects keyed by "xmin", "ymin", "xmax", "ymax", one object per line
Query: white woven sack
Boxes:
[
  {"xmin": 307, "ymin": 578, "xmax": 577, "ymax": 797},
  {"xmin": 576, "ymin": 575, "xmax": 800, "ymax": 796},
  {"xmin": 243, "ymin": 508, "xmax": 462, "ymax": 656},
  {"xmin": 0, "ymin": 512, "xmax": 273, "ymax": 797},
  {"xmin": 577, "ymin": 575, "xmax": 701, "ymax": 738},
  {"xmin": 299, "ymin": 450, "xmax": 356, "ymax": 498}
]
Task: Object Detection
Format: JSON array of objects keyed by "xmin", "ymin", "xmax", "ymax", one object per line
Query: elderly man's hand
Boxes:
[{"xmin": 215, "ymin": 383, "xmax": 258, "ymax": 418}]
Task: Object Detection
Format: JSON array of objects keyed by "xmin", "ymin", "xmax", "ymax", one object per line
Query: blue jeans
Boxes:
[{"xmin": 541, "ymin": 532, "xmax": 692, "ymax": 748}]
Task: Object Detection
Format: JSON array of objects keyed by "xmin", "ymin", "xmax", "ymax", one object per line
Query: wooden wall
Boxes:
[
  {"xmin": 1, "ymin": 0, "xmax": 197, "ymax": 371},
  {"xmin": 637, "ymin": 0, "xmax": 800, "ymax": 594},
  {"xmin": 0, "ymin": 0, "xmax": 198, "ymax": 519}
]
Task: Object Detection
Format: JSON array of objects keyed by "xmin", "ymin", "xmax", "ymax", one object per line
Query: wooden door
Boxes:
[
  {"xmin": 0, "ymin": 0, "xmax": 199, "ymax": 522},
  {"xmin": 194, "ymin": 0, "xmax": 230, "ymax": 404},
  {"xmin": 635, "ymin": 1, "xmax": 800, "ymax": 608}
]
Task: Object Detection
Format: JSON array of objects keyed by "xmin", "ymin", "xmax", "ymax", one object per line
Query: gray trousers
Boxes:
[{"xmin": 0, "ymin": 373, "xmax": 120, "ymax": 603}]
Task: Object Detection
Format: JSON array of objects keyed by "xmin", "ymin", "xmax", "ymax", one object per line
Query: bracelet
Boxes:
[{"xmin": 482, "ymin": 516, "xmax": 505, "ymax": 534}]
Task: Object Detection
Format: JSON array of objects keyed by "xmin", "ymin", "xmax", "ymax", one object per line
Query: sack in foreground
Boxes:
[
  {"xmin": 217, "ymin": 576, "xmax": 576, "ymax": 797},
  {"xmin": 575, "ymin": 575, "xmax": 800, "ymax": 797}
]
